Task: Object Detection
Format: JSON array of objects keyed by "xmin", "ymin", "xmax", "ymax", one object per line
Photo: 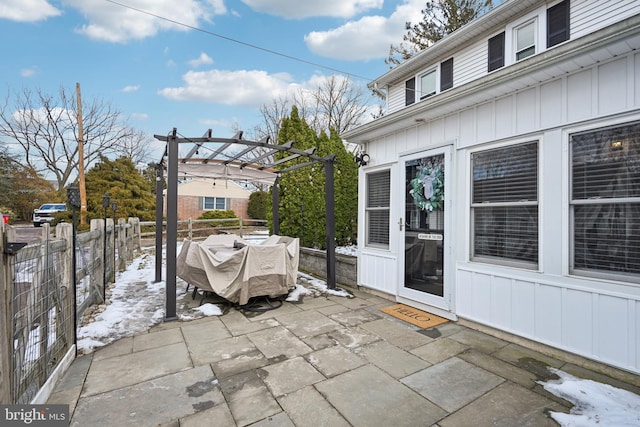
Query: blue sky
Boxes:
[{"xmin": 1, "ymin": 0, "xmax": 425, "ymax": 158}]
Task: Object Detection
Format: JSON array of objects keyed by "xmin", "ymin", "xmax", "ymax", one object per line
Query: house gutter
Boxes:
[{"xmin": 344, "ymin": 13, "xmax": 640, "ymax": 142}]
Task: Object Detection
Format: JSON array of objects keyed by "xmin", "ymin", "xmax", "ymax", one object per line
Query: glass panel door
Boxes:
[{"xmin": 400, "ymin": 147, "xmax": 451, "ymax": 310}]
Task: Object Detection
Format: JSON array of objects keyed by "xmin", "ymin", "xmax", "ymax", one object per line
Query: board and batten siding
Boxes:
[{"xmin": 359, "ymin": 49, "xmax": 640, "ymax": 374}]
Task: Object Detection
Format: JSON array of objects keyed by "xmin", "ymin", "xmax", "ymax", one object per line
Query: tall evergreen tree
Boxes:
[
  {"xmin": 0, "ymin": 147, "xmax": 57, "ymax": 220},
  {"xmin": 271, "ymin": 107, "xmax": 358, "ymax": 249},
  {"xmin": 84, "ymin": 156, "xmax": 156, "ymax": 221}
]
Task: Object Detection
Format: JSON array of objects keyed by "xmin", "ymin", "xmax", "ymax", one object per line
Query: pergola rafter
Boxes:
[{"xmin": 154, "ymin": 128, "xmax": 337, "ymax": 320}]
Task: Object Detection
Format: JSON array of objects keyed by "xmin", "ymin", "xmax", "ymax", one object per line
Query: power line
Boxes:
[{"xmin": 103, "ymin": 0, "xmax": 375, "ymax": 83}]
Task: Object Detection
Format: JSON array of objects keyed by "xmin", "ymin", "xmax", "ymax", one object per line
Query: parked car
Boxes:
[{"xmin": 33, "ymin": 203, "xmax": 67, "ymax": 227}]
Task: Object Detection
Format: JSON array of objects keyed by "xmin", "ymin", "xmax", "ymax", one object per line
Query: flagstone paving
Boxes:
[{"xmin": 48, "ymin": 286, "xmax": 640, "ymax": 426}]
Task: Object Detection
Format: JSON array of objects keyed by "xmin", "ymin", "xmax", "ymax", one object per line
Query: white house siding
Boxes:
[
  {"xmin": 453, "ymin": 39, "xmax": 487, "ymax": 88},
  {"xmin": 453, "ymin": 51, "xmax": 640, "ymax": 374},
  {"xmin": 572, "ymin": 0, "xmax": 639, "ymax": 40},
  {"xmin": 387, "ymin": 84, "xmax": 405, "ymax": 114},
  {"xmin": 358, "ymin": 49, "xmax": 640, "ymax": 374}
]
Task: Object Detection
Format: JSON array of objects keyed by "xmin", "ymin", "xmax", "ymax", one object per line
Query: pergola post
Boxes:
[
  {"xmin": 272, "ymin": 176, "xmax": 280, "ymax": 235},
  {"xmin": 154, "ymin": 129, "xmax": 341, "ymax": 315},
  {"xmin": 324, "ymin": 156, "xmax": 336, "ymax": 290},
  {"xmin": 165, "ymin": 129, "xmax": 178, "ymax": 320},
  {"xmin": 154, "ymin": 164, "xmax": 163, "ymax": 283}
]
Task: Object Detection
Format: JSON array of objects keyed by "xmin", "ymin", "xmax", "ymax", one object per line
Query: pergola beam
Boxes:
[{"xmin": 155, "ymin": 129, "xmax": 338, "ymax": 322}]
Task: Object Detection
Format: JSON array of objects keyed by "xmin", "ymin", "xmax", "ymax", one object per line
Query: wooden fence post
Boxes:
[
  {"xmin": 129, "ymin": 218, "xmax": 141, "ymax": 251},
  {"xmin": 117, "ymin": 218, "xmax": 127, "ymax": 271},
  {"xmin": 56, "ymin": 223, "xmax": 75, "ymax": 351},
  {"xmin": 0, "ymin": 224, "xmax": 13, "ymax": 403}
]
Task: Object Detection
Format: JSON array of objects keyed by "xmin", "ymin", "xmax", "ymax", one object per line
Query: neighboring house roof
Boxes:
[{"xmin": 176, "ymin": 179, "xmax": 252, "ymax": 199}]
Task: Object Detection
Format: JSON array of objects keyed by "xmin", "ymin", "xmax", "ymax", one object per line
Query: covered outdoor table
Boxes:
[{"xmin": 176, "ymin": 234, "xmax": 299, "ymax": 305}]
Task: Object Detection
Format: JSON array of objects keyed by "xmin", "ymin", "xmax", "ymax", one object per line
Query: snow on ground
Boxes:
[
  {"xmin": 75, "ymin": 243, "xmax": 640, "ymax": 426},
  {"xmin": 76, "ymin": 243, "xmax": 354, "ymax": 354},
  {"xmin": 540, "ymin": 368, "xmax": 640, "ymax": 426}
]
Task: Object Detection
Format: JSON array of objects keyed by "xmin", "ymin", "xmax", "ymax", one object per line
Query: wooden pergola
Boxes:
[{"xmin": 154, "ymin": 128, "xmax": 337, "ymax": 320}]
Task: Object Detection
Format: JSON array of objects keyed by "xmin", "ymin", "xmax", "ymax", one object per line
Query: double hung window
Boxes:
[
  {"xmin": 366, "ymin": 170, "xmax": 390, "ymax": 247},
  {"xmin": 570, "ymin": 122, "xmax": 640, "ymax": 279},
  {"xmin": 471, "ymin": 142, "xmax": 539, "ymax": 267},
  {"xmin": 419, "ymin": 69, "xmax": 437, "ymax": 99},
  {"xmin": 515, "ymin": 20, "xmax": 536, "ymax": 61},
  {"xmin": 203, "ymin": 197, "xmax": 228, "ymax": 210}
]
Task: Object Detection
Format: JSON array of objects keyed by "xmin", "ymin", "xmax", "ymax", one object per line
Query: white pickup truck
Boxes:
[{"xmin": 33, "ymin": 203, "xmax": 67, "ymax": 227}]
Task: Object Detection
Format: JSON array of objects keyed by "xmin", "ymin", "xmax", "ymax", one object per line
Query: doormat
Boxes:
[{"xmin": 379, "ymin": 304, "xmax": 448, "ymax": 329}]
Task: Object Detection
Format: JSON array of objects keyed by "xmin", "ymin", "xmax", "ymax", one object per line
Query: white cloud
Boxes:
[
  {"xmin": 20, "ymin": 68, "xmax": 37, "ymax": 77},
  {"xmin": 189, "ymin": 53, "xmax": 214, "ymax": 68},
  {"xmin": 0, "ymin": 0, "xmax": 60, "ymax": 22},
  {"xmin": 304, "ymin": 0, "xmax": 424, "ymax": 61},
  {"xmin": 63, "ymin": 0, "xmax": 226, "ymax": 43},
  {"xmin": 130, "ymin": 113, "xmax": 149, "ymax": 121},
  {"xmin": 121, "ymin": 85, "xmax": 140, "ymax": 93},
  {"xmin": 158, "ymin": 69, "xmax": 302, "ymax": 107},
  {"xmin": 240, "ymin": 0, "xmax": 382, "ymax": 19}
]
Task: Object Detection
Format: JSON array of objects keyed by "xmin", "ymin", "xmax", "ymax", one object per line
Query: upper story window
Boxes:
[
  {"xmin": 406, "ymin": 57, "xmax": 454, "ymax": 105},
  {"xmin": 419, "ymin": 69, "xmax": 437, "ymax": 99},
  {"xmin": 488, "ymin": 0, "xmax": 570, "ymax": 71},
  {"xmin": 515, "ymin": 20, "xmax": 536, "ymax": 60}
]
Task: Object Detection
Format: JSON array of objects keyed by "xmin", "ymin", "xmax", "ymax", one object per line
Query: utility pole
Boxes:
[{"xmin": 76, "ymin": 83, "xmax": 87, "ymax": 224}]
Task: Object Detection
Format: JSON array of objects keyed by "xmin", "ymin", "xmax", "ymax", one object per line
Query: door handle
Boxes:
[{"xmin": 398, "ymin": 217, "xmax": 403, "ymax": 231}]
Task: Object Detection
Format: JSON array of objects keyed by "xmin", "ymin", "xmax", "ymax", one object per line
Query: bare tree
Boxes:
[
  {"xmin": 255, "ymin": 95, "xmax": 293, "ymax": 142},
  {"xmin": 114, "ymin": 128, "xmax": 154, "ymax": 164},
  {"xmin": 256, "ymin": 75, "xmax": 370, "ymax": 143},
  {"xmin": 312, "ymin": 75, "xmax": 368, "ymax": 135},
  {"xmin": 0, "ymin": 86, "xmax": 146, "ymax": 190}
]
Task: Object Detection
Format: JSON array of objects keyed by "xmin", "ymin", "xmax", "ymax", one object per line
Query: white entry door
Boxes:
[{"xmin": 398, "ymin": 146, "xmax": 453, "ymax": 312}]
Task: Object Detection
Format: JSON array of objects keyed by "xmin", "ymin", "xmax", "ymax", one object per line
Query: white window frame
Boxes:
[
  {"xmin": 202, "ymin": 196, "xmax": 229, "ymax": 210},
  {"xmin": 567, "ymin": 120, "xmax": 640, "ymax": 283},
  {"xmin": 418, "ymin": 68, "xmax": 438, "ymax": 100},
  {"xmin": 470, "ymin": 140, "xmax": 540, "ymax": 269},
  {"xmin": 514, "ymin": 19, "xmax": 537, "ymax": 61},
  {"xmin": 365, "ymin": 169, "xmax": 391, "ymax": 249},
  {"xmin": 504, "ymin": 6, "xmax": 546, "ymax": 66}
]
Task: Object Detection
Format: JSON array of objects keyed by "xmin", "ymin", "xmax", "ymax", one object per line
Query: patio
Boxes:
[{"xmin": 47, "ymin": 282, "xmax": 640, "ymax": 426}]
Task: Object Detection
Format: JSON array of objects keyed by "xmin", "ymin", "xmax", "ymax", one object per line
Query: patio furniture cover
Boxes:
[{"xmin": 176, "ymin": 234, "xmax": 300, "ymax": 305}]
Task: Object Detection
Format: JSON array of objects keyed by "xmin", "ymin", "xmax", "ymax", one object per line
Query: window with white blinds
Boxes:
[
  {"xmin": 471, "ymin": 142, "xmax": 539, "ymax": 267},
  {"xmin": 203, "ymin": 197, "xmax": 229, "ymax": 210},
  {"xmin": 366, "ymin": 170, "xmax": 390, "ymax": 247},
  {"xmin": 570, "ymin": 122, "xmax": 640, "ymax": 279}
]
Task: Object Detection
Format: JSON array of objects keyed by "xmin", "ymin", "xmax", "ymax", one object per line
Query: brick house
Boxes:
[{"xmin": 171, "ymin": 179, "xmax": 252, "ymax": 220}]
